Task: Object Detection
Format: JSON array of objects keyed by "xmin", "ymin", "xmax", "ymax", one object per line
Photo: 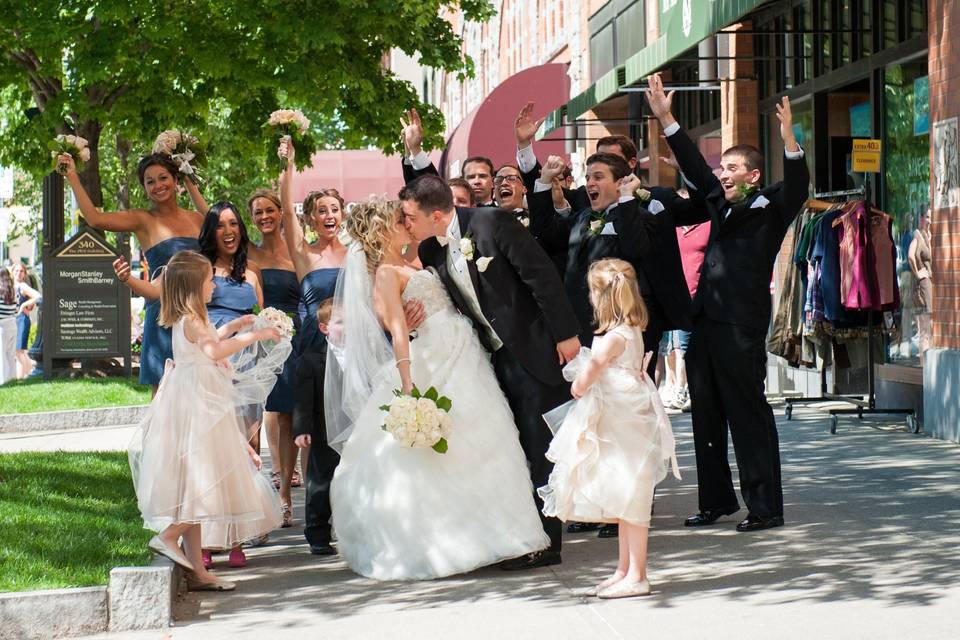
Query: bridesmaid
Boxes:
[
  {"xmin": 59, "ymin": 152, "xmax": 203, "ymax": 392},
  {"xmin": 247, "ymin": 189, "xmax": 303, "ymax": 527},
  {"xmin": 277, "ymin": 142, "xmax": 345, "ymax": 533}
]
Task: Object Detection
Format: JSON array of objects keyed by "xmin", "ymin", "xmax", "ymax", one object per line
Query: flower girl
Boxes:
[
  {"xmin": 539, "ymin": 258, "xmax": 680, "ymax": 599},
  {"xmin": 128, "ymin": 250, "xmax": 284, "ymax": 591}
]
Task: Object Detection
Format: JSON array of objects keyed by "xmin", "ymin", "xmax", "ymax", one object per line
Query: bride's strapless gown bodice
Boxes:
[
  {"xmin": 401, "ymin": 269, "xmax": 456, "ymax": 320},
  {"xmin": 331, "ymin": 267, "xmax": 549, "ymax": 581}
]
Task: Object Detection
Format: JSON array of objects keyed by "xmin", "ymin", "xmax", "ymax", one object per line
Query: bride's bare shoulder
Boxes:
[{"xmin": 374, "ymin": 263, "xmax": 413, "ymax": 291}]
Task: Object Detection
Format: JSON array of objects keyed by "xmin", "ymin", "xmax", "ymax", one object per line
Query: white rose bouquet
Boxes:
[
  {"xmin": 49, "ymin": 134, "xmax": 92, "ymax": 174},
  {"xmin": 152, "ymin": 130, "xmax": 207, "ymax": 184},
  {"xmin": 257, "ymin": 306, "xmax": 296, "ymax": 339},
  {"xmin": 264, "ymin": 108, "xmax": 317, "ymax": 171},
  {"xmin": 380, "ymin": 386, "xmax": 453, "ymax": 454}
]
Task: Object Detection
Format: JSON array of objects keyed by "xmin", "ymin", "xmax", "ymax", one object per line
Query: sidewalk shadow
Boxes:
[{"xmin": 175, "ymin": 408, "xmax": 960, "ymax": 625}]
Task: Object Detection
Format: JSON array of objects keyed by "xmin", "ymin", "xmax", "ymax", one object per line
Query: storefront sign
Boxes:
[
  {"xmin": 47, "ymin": 229, "xmax": 127, "ymax": 357},
  {"xmin": 852, "ymin": 139, "xmax": 882, "ymax": 173}
]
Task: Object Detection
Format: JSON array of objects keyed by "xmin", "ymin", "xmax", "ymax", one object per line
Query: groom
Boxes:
[{"xmin": 401, "ymin": 175, "xmax": 581, "ymax": 569}]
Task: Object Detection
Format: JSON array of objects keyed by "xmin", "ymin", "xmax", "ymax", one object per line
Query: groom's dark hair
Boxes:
[
  {"xmin": 399, "ymin": 175, "xmax": 454, "ymax": 213},
  {"xmin": 585, "ymin": 153, "xmax": 632, "ymax": 181}
]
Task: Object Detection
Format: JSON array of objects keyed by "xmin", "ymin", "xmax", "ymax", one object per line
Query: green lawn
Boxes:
[
  {"xmin": 0, "ymin": 377, "xmax": 150, "ymax": 414},
  {"xmin": 0, "ymin": 451, "xmax": 153, "ymax": 592}
]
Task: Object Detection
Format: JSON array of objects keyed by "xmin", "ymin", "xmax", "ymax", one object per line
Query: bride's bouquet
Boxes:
[
  {"xmin": 264, "ymin": 108, "xmax": 317, "ymax": 171},
  {"xmin": 152, "ymin": 130, "xmax": 206, "ymax": 184},
  {"xmin": 380, "ymin": 386, "xmax": 453, "ymax": 454},
  {"xmin": 256, "ymin": 306, "xmax": 295, "ymax": 339},
  {"xmin": 49, "ymin": 134, "xmax": 91, "ymax": 174}
]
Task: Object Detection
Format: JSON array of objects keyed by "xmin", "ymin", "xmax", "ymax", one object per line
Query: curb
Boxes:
[
  {"xmin": 0, "ymin": 555, "xmax": 182, "ymax": 640},
  {"xmin": 0, "ymin": 405, "xmax": 148, "ymax": 435}
]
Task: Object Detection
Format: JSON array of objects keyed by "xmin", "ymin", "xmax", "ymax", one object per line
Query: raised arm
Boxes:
[
  {"xmin": 278, "ymin": 140, "xmax": 314, "ymax": 276},
  {"xmin": 609, "ymin": 175, "xmax": 657, "ymax": 261},
  {"xmin": 644, "ymin": 74, "xmax": 724, "ymax": 207},
  {"xmin": 400, "ymin": 108, "xmax": 440, "ymax": 183},
  {"xmin": 113, "ymin": 256, "xmax": 160, "ymax": 300},
  {"xmin": 59, "ymin": 154, "xmax": 144, "ymax": 233},
  {"xmin": 527, "ymin": 155, "xmax": 575, "ymax": 249},
  {"xmin": 183, "ymin": 179, "xmax": 209, "ymax": 215},
  {"xmin": 373, "ymin": 267, "xmax": 413, "ymax": 394},
  {"xmin": 775, "ymin": 96, "xmax": 811, "ymax": 225}
]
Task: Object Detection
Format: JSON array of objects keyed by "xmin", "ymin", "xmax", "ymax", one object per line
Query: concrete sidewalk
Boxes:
[{"xmin": 15, "ymin": 404, "xmax": 960, "ymax": 640}]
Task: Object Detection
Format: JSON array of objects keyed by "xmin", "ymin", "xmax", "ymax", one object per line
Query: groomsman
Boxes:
[
  {"xmin": 645, "ymin": 72, "xmax": 810, "ymax": 532},
  {"xmin": 514, "ymin": 104, "xmax": 693, "ymax": 381}
]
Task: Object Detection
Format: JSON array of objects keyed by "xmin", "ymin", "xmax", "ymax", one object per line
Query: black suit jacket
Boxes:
[
  {"xmin": 292, "ymin": 344, "xmax": 327, "ymax": 441},
  {"xmin": 401, "ymin": 157, "xmax": 440, "ymax": 185},
  {"xmin": 526, "ymin": 190, "xmax": 662, "ymax": 345},
  {"xmin": 665, "ymin": 126, "xmax": 811, "ymax": 330},
  {"xmin": 418, "ymin": 207, "xmax": 580, "ymax": 386}
]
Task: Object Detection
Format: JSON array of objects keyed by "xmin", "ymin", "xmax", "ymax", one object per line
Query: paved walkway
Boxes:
[{"xmin": 8, "ymin": 404, "xmax": 959, "ymax": 639}]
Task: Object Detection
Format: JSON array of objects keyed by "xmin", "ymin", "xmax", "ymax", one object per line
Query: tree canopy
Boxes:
[{"xmin": 0, "ymin": 0, "xmax": 493, "ymax": 212}]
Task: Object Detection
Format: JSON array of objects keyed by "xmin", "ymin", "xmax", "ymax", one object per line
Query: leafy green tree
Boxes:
[{"xmin": 0, "ymin": 0, "xmax": 494, "ymax": 210}]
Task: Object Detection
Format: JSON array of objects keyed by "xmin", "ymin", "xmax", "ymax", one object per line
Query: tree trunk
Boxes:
[
  {"xmin": 115, "ymin": 134, "xmax": 132, "ymax": 210},
  {"xmin": 76, "ymin": 120, "xmax": 104, "ymax": 207}
]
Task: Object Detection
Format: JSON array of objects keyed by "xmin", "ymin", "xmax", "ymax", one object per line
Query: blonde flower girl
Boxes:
[
  {"xmin": 128, "ymin": 250, "xmax": 285, "ymax": 591},
  {"xmin": 539, "ymin": 258, "xmax": 680, "ymax": 598}
]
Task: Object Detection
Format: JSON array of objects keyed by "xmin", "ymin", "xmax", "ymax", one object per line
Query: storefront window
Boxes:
[{"xmin": 884, "ymin": 57, "xmax": 930, "ymax": 367}]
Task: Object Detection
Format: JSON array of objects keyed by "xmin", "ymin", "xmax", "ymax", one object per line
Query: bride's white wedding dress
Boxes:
[{"xmin": 330, "ymin": 269, "xmax": 550, "ymax": 580}]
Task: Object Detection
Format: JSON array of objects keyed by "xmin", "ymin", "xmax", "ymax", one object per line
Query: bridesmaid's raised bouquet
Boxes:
[
  {"xmin": 380, "ymin": 386, "xmax": 452, "ymax": 454},
  {"xmin": 264, "ymin": 108, "xmax": 317, "ymax": 172},
  {"xmin": 49, "ymin": 134, "xmax": 91, "ymax": 174},
  {"xmin": 152, "ymin": 130, "xmax": 207, "ymax": 184},
  {"xmin": 257, "ymin": 306, "xmax": 295, "ymax": 339}
]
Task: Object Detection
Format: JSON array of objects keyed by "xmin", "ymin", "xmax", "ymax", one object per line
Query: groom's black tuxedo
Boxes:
[
  {"xmin": 664, "ymin": 124, "xmax": 810, "ymax": 522},
  {"xmin": 418, "ymin": 207, "xmax": 579, "ymax": 387},
  {"xmin": 418, "ymin": 206, "xmax": 580, "ymax": 552}
]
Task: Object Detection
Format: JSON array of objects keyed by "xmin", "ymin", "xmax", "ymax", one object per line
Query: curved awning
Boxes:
[{"xmin": 440, "ymin": 63, "xmax": 571, "ymax": 176}]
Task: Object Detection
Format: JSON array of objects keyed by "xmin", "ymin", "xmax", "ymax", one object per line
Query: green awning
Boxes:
[{"xmin": 538, "ymin": 0, "xmax": 767, "ymax": 139}]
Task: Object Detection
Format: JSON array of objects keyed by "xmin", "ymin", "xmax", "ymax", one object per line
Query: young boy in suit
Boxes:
[{"xmin": 293, "ymin": 298, "xmax": 340, "ymax": 555}]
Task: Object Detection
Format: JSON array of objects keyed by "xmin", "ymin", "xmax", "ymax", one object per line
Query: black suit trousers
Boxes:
[
  {"xmin": 686, "ymin": 315, "xmax": 783, "ymax": 519},
  {"xmin": 493, "ymin": 346, "xmax": 569, "ymax": 552},
  {"xmin": 303, "ymin": 442, "xmax": 340, "ymax": 547}
]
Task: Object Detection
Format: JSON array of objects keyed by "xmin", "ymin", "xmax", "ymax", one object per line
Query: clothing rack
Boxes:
[{"xmin": 783, "ymin": 185, "xmax": 918, "ymax": 434}]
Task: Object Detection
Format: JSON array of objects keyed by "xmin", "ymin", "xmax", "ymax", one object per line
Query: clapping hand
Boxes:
[
  {"xmin": 775, "ymin": 96, "xmax": 799, "ymax": 152},
  {"xmin": 540, "ymin": 155, "xmax": 565, "ymax": 183},
  {"xmin": 400, "ymin": 108, "xmax": 424, "ymax": 155},
  {"xmin": 644, "ymin": 73, "xmax": 677, "ymax": 128},
  {"xmin": 515, "ymin": 102, "xmax": 546, "ymax": 148}
]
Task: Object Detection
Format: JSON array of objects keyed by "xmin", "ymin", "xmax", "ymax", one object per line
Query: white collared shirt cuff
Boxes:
[
  {"xmin": 663, "ymin": 122, "xmax": 681, "ymax": 137},
  {"xmin": 533, "ymin": 179, "xmax": 552, "ymax": 193},
  {"xmin": 556, "ymin": 202, "xmax": 572, "ymax": 216},
  {"xmin": 517, "ymin": 145, "xmax": 538, "ymax": 174},
  {"xmin": 618, "ymin": 195, "xmax": 635, "ymax": 204},
  {"xmin": 409, "ymin": 150, "xmax": 431, "ymax": 171},
  {"xmin": 784, "ymin": 144, "xmax": 805, "ymax": 159}
]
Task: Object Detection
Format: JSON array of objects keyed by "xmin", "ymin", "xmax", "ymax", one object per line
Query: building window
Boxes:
[
  {"xmin": 590, "ymin": 23, "xmax": 615, "ymax": 81},
  {"xmin": 587, "ymin": 0, "xmax": 645, "ymax": 82}
]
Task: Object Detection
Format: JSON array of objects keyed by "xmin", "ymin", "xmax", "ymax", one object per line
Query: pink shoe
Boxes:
[
  {"xmin": 201, "ymin": 550, "xmax": 213, "ymax": 570},
  {"xmin": 228, "ymin": 548, "xmax": 247, "ymax": 568}
]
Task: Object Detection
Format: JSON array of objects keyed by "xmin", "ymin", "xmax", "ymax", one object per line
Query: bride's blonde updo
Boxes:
[{"xmin": 344, "ymin": 196, "xmax": 403, "ymax": 273}]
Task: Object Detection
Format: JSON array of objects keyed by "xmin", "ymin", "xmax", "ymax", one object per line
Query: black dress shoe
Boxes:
[
  {"xmin": 597, "ymin": 524, "xmax": 619, "ymax": 538},
  {"xmin": 309, "ymin": 543, "xmax": 337, "ymax": 556},
  {"xmin": 736, "ymin": 514, "xmax": 784, "ymax": 532},
  {"xmin": 500, "ymin": 550, "xmax": 561, "ymax": 571},
  {"xmin": 567, "ymin": 522, "xmax": 602, "ymax": 533},
  {"xmin": 683, "ymin": 505, "xmax": 740, "ymax": 527}
]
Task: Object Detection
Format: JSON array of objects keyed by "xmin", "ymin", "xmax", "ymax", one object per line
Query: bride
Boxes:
[{"xmin": 326, "ymin": 197, "xmax": 549, "ymax": 580}]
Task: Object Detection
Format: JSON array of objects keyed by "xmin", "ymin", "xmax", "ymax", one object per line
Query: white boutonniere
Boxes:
[
  {"xmin": 460, "ymin": 236, "xmax": 475, "ymax": 260},
  {"xmin": 589, "ymin": 217, "xmax": 604, "ymax": 236},
  {"xmin": 519, "ymin": 216, "xmax": 530, "ymax": 228},
  {"xmin": 635, "ymin": 187, "xmax": 652, "ymax": 202},
  {"xmin": 476, "ymin": 256, "xmax": 494, "ymax": 272}
]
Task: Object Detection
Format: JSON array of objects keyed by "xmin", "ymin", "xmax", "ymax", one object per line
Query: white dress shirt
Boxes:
[{"xmin": 445, "ymin": 214, "xmax": 503, "ymax": 351}]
